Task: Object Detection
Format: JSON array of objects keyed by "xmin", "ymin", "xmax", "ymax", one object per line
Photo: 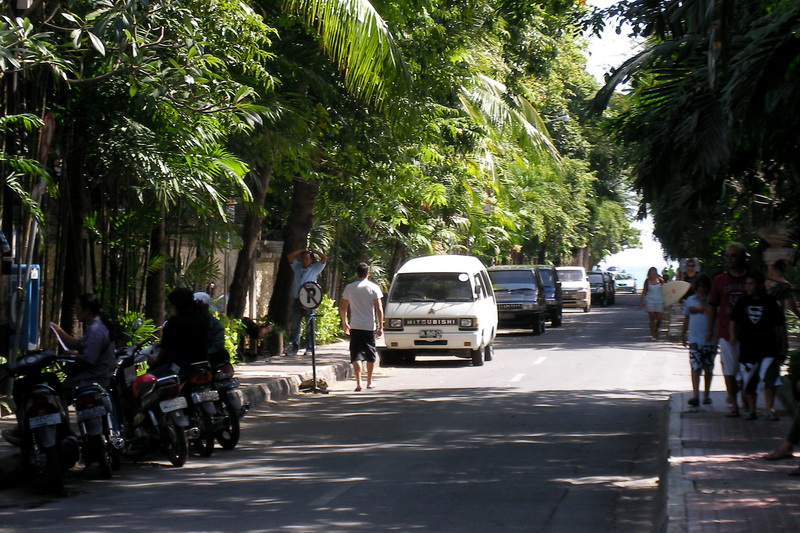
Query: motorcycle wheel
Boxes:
[
  {"xmin": 44, "ymin": 445, "xmax": 65, "ymax": 495},
  {"xmin": 192, "ymin": 411, "xmax": 215, "ymax": 458},
  {"xmin": 91, "ymin": 434, "xmax": 113, "ymax": 479},
  {"xmin": 215, "ymin": 400, "xmax": 240, "ymax": 450},
  {"xmin": 159, "ymin": 414, "xmax": 188, "ymax": 467}
]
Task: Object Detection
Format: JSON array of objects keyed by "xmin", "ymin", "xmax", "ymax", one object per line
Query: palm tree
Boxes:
[{"xmin": 591, "ymin": 0, "xmax": 800, "ymax": 256}]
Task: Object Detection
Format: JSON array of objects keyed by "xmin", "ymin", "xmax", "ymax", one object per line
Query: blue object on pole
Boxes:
[{"xmin": 10, "ymin": 264, "xmax": 41, "ymax": 351}]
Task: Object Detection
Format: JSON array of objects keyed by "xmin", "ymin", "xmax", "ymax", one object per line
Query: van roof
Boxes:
[{"xmin": 397, "ymin": 255, "xmax": 487, "ymax": 274}]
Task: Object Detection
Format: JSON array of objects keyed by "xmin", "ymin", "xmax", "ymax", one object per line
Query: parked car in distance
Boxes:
[
  {"xmin": 605, "ymin": 271, "xmax": 616, "ymax": 304},
  {"xmin": 534, "ymin": 265, "xmax": 563, "ymax": 327},
  {"xmin": 382, "ymin": 255, "xmax": 498, "ymax": 367},
  {"xmin": 556, "ymin": 266, "xmax": 591, "ymax": 313},
  {"xmin": 588, "ymin": 271, "xmax": 612, "ymax": 306},
  {"xmin": 614, "ymin": 272, "xmax": 637, "ymax": 293},
  {"xmin": 487, "ymin": 265, "xmax": 547, "ymax": 335}
]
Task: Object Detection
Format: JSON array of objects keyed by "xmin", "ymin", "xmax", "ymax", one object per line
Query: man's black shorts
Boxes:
[{"xmin": 350, "ymin": 329, "xmax": 377, "ymax": 363}]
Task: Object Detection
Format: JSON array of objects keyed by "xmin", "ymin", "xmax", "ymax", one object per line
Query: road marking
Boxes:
[
  {"xmin": 511, "ymin": 373, "xmax": 524, "ymax": 382},
  {"xmin": 534, "ymin": 357, "xmax": 546, "ymax": 365},
  {"xmin": 310, "ymin": 478, "xmax": 363, "ymax": 507}
]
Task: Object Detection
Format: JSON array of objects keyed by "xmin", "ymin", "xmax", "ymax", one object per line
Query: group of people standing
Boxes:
[{"xmin": 638, "ymin": 243, "xmax": 800, "ymax": 474}]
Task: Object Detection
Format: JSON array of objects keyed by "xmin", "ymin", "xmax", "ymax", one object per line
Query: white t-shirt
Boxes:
[{"xmin": 342, "ymin": 278, "xmax": 383, "ymax": 331}]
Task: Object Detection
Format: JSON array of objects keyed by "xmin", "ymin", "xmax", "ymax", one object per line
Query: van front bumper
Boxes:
[{"xmin": 383, "ymin": 330, "xmax": 484, "ymax": 353}]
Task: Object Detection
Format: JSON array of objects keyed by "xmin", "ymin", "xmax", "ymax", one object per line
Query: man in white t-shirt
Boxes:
[{"xmin": 340, "ymin": 263, "xmax": 384, "ymax": 391}]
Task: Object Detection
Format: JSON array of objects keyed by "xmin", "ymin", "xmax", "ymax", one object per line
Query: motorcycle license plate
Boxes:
[
  {"xmin": 29, "ymin": 412, "xmax": 61, "ymax": 428},
  {"xmin": 192, "ymin": 390, "xmax": 219, "ymax": 403},
  {"xmin": 159, "ymin": 396, "xmax": 188, "ymax": 413},
  {"xmin": 76, "ymin": 405, "xmax": 108, "ymax": 422}
]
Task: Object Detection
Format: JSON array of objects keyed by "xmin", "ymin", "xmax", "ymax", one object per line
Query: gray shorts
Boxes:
[{"xmin": 644, "ymin": 303, "xmax": 663, "ymax": 313}]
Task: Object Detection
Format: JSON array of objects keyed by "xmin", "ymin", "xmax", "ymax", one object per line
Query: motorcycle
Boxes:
[
  {"xmin": 72, "ymin": 382, "xmax": 115, "ymax": 479},
  {"xmin": 181, "ymin": 360, "xmax": 220, "ymax": 457},
  {"xmin": 0, "ymin": 350, "xmax": 80, "ymax": 494},
  {"xmin": 211, "ymin": 361, "xmax": 249, "ymax": 450},
  {"xmin": 110, "ymin": 339, "xmax": 194, "ymax": 467}
]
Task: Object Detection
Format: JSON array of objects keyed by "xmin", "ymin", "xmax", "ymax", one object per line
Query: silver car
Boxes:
[{"xmin": 614, "ymin": 272, "xmax": 637, "ymax": 293}]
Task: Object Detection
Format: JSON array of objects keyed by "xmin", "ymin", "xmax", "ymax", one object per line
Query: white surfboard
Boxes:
[{"xmin": 662, "ymin": 280, "xmax": 691, "ymax": 307}]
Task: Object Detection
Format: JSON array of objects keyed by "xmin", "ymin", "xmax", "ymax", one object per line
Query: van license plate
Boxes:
[{"xmin": 420, "ymin": 330, "xmax": 442, "ymax": 339}]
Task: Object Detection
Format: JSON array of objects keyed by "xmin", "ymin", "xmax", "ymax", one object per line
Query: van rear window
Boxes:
[{"xmin": 389, "ymin": 273, "xmax": 473, "ymax": 302}]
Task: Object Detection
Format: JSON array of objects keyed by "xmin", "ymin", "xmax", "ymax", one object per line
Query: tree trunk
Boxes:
[
  {"xmin": 267, "ymin": 178, "xmax": 319, "ymax": 332},
  {"xmin": 59, "ymin": 143, "xmax": 86, "ymax": 331},
  {"xmin": 387, "ymin": 224, "xmax": 409, "ymax": 280},
  {"xmin": 144, "ymin": 214, "xmax": 166, "ymax": 332},
  {"xmin": 227, "ymin": 165, "xmax": 272, "ymax": 318}
]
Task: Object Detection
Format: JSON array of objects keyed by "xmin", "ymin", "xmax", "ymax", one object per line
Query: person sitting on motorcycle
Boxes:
[
  {"xmin": 149, "ymin": 287, "xmax": 209, "ymax": 377},
  {"xmin": 51, "ymin": 293, "xmax": 118, "ymax": 390},
  {"xmin": 2, "ymin": 293, "xmax": 116, "ymax": 446},
  {"xmin": 193, "ymin": 292, "xmax": 230, "ymax": 367}
]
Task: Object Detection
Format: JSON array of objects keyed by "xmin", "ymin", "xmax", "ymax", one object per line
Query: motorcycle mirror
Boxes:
[{"xmin": 132, "ymin": 317, "xmax": 144, "ymax": 330}]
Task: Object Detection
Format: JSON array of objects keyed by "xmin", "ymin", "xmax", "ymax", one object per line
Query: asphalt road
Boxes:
[{"xmin": 0, "ymin": 294, "xmax": 702, "ymax": 532}]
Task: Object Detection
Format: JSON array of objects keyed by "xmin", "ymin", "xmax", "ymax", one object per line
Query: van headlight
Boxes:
[
  {"xmin": 459, "ymin": 318, "xmax": 476, "ymax": 329},
  {"xmin": 387, "ymin": 318, "xmax": 403, "ymax": 329}
]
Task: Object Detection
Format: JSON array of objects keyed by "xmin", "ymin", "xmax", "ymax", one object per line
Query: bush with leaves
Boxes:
[{"xmin": 311, "ymin": 295, "xmax": 342, "ymax": 346}]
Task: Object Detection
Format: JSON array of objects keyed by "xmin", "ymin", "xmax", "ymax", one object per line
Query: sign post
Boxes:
[{"xmin": 298, "ymin": 281, "xmax": 326, "ymax": 393}]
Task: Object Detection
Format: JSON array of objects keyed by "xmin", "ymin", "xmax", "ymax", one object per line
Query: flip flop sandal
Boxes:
[{"xmin": 764, "ymin": 451, "xmax": 794, "ymax": 461}]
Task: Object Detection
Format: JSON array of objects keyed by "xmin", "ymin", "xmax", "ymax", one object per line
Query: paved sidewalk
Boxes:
[{"xmin": 666, "ymin": 390, "xmax": 800, "ymax": 532}]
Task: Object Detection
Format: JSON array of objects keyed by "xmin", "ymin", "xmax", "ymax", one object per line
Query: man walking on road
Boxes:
[
  {"xmin": 708, "ymin": 242, "xmax": 750, "ymax": 417},
  {"xmin": 340, "ymin": 262, "xmax": 383, "ymax": 391}
]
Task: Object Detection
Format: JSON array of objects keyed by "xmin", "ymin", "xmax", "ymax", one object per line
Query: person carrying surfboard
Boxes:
[{"xmin": 639, "ymin": 267, "xmax": 665, "ymax": 341}]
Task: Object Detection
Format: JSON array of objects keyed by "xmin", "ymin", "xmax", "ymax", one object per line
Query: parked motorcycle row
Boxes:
[{"xmin": 0, "ymin": 333, "xmax": 250, "ymax": 494}]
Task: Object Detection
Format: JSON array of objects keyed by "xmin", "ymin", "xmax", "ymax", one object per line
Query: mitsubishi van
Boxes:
[{"xmin": 381, "ymin": 255, "xmax": 498, "ymax": 367}]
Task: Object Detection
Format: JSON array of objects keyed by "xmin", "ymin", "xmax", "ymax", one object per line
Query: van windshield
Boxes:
[
  {"xmin": 537, "ymin": 269, "xmax": 554, "ymax": 285},
  {"xmin": 559, "ymin": 269, "xmax": 584, "ymax": 281},
  {"xmin": 488, "ymin": 270, "xmax": 534, "ymax": 291},
  {"xmin": 389, "ymin": 273, "xmax": 473, "ymax": 302}
]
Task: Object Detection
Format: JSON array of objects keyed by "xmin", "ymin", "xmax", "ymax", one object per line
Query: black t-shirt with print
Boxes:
[{"xmin": 731, "ymin": 294, "xmax": 784, "ymax": 364}]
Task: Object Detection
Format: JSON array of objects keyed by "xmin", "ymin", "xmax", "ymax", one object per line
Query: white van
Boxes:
[
  {"xmin": 556, "ymin": 266, "xmax": 591, "ymax": 312},
  {"xmin": 382, "ymin": 255, "xmax": 498, "ymax": 367}
]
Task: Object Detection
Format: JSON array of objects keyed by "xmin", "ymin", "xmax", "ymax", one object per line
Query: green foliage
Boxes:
[
  {"xmin": 117, "ymin": 311, "xmax": 160, "ymax": 346},
  {"xmin": 217, "ymin": 313, "xmax": 245, "ymax": 364},
  {"xmin": 592, "ymin": 0, "xmax": 800, "ymax": 259},
  {"xmin": 312, "ymin": 295, "xmax": 342, "ymax": 345}
]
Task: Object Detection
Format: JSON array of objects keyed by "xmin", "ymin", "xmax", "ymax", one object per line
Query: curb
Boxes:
[
  {"xmin": 665, "ymin": 393, "xmax": 689, "ymax": 533},
  {"xmin": 241, "ymin": 360, "xmax": 353, "ymax": 405}
]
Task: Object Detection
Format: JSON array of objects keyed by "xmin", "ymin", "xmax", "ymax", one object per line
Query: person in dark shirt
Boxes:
[
  {"xmin": 150, "ymin": 288, "xmax": 209, "ymax": 376},
  {"xmin": 730, "ymin": 272, "xmax": 786, "ymax": 421}
]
